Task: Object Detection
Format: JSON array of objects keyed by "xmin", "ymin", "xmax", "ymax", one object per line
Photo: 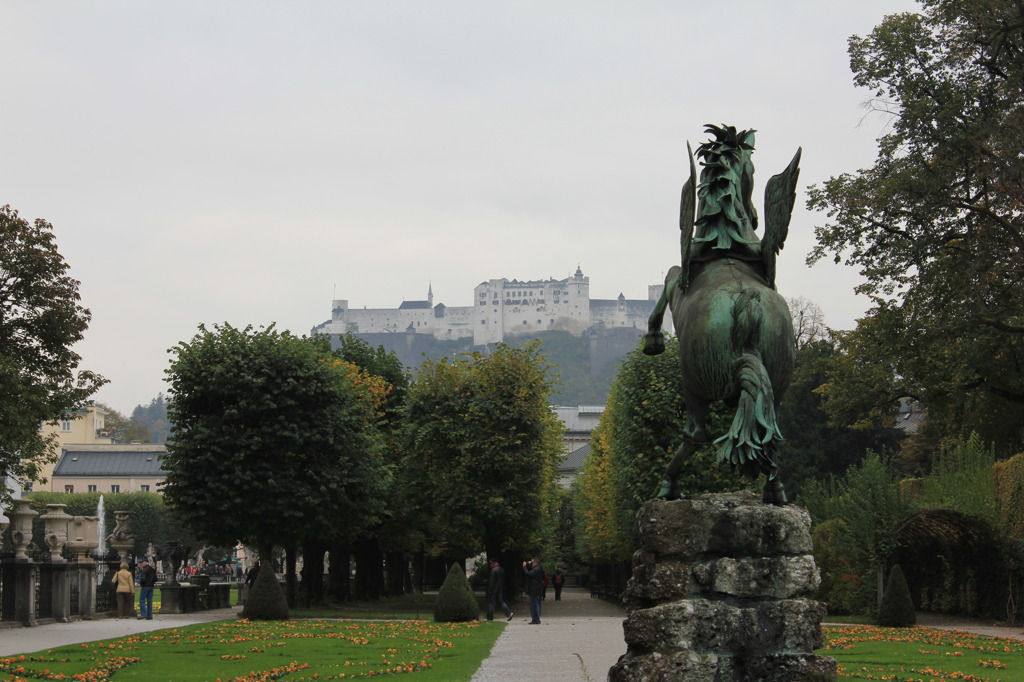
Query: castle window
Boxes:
[
  {"xmin": 87, "ymin": 485, "xmax": 97, "ymax": 492},
  {"xmin": 61, "ymin": 419, "xmax": 72, "ymax": 432},
  {"xmin": 64, "ymin": 485, "xmax": 74, "ymax": 493},
  {"xmin": 110, "ymin": 484, "xmax": 120, "ymax": 493}
]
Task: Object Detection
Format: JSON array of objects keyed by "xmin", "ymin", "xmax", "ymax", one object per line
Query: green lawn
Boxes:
[
  {"xmin": 0, "ymin": 618, "xmax": 504, "ymax": 681},
  {"xmin": 820, "ymin": 624, "xmax": 1024, "ymax": 680}
]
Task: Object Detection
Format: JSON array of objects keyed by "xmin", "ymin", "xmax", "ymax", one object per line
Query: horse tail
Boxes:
[{"xmin": 714, "ymin": 289, "xmax": 783, "ymax": 480}]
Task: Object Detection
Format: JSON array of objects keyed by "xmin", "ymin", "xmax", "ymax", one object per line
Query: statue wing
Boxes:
[
  {"xmin": 761, "ymin": 147, "xmax": 802, "ymax": 289},
  {"xmin": 678, "ymin": 142, "xmax": 698, "ymax": 293}
]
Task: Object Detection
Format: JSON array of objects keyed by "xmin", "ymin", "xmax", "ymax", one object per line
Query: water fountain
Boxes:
[
  {"xmin": 94, "ymin": 494, "xmax": 106, "ymax": 586},
  {"xmin": 94, "ymin": 495, "xmax": 106, "ymax": 557}
]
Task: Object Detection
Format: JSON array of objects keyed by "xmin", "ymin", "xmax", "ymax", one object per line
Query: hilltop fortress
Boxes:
[{"xmin": 312, "ymin": 266, "xmax": 669, "ymax": 347}]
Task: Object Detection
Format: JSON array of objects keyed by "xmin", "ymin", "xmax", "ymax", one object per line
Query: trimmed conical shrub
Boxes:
[
  {"xmin": 877, "ymin": 564, "xmax": 916, "ymax": 627},
  {"xmin": 242, "ymin": 563, "xmax": 290, "ymax": 621},
  {"xmin": 434, "ymin": 562, "xmax": 479, "ymax": 622}
]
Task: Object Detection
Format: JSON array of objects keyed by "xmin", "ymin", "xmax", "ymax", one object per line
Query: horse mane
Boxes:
[{"xmin": 692, "ymin": 124, "xmax": 760, "ymax": 256}]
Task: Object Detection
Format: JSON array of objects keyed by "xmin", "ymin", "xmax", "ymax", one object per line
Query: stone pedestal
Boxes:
[
  {"xmin": 66, "ymin": 516, "xmax": 100, "ymax": 619},
  {"xmin": 77, "ymin": 564, "xmax": 98, "ymax": 618},
  {"xmin": 160, "ymin": 584, "xmax": 200, "ymax": 613},
  {"xmin": 14, "ymin": 563, "xmax": 38, "ymax": 627},
  {"xmin": 609, "ymin": 492, "xmax": 837, "ymax": 682}
]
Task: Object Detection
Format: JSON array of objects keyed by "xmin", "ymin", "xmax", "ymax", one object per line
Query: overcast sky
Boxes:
[{"xmin": 3, "ymin": 1, "xmax": 919, "ymax": 415}]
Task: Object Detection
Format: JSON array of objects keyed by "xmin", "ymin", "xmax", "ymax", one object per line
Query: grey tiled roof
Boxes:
[
  {"xmin": 560, "ymin": 443, "xmax": 591, "ymax": 472},
  {"xmin": 54, "ymin": 446, "xmax": 167, "ymax": 477}
]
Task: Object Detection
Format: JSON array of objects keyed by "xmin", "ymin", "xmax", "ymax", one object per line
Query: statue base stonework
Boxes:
[{"xmin": 609, "ymin": 492, "xmax": 837, "ymax": 682}]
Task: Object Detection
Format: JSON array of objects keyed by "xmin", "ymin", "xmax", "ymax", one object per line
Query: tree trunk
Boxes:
[
  {"xmin": 411, "ymin": 551, "xmax": 425, "ymax": 594},
  {"xmin": 327, "ymin": 538, "xmax": 351, "ymax": 603},
  {"xmin": 385, "ymin": 551, "xmax": 406, "ymax": 597},
  {"xmin": 353, "ymin": 537, "xmax": 384, "ymax": 600},
  {"xmin": 301, "ymin": 539, "xmax": 327, "ymax": 608},
  {"xmin": 284, "ymin": 545, "xmax": 298, "ymax": 609}
]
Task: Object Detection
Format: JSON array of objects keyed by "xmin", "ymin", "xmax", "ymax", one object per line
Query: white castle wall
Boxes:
[{"xmin": 311, "ymin": 267, "xmax": 669, "ymax": 344}]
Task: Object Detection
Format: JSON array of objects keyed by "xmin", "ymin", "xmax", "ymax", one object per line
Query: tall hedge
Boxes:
[
  {"xmin": 433, "ymin": 563, "xmax": 478, "ymax": 623},
  {"xmin": 877, "ymin": 564, "xmax": 916, "ymax": 627},
  {"xmin": 242, "ymin": 560, "xmax": 289, "ymax": 621}
]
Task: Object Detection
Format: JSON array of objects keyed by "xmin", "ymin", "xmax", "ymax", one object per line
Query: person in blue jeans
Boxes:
[
  {"xmin": 523, "ymin": 558, "xmax": 544, "ymax": 624},
  {"xmin": 137, "ymin": 558, "xmax": 157, "ymax": 619}
]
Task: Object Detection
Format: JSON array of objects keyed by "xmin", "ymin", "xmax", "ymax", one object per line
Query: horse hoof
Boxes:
[
  {"xmin": 642, "ymin": 332, "xmax": 666, "ymax": 356},
  {"xmin": 762, "ymin": 479, "xmax": 788, "ymax": 506},
  {"xmin": 656, "ymin": 479, "xmax": 681, "ymax": 500}
]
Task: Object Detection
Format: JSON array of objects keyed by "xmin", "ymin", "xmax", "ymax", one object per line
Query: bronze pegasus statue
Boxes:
[{"xmin": 644, "ymin": 124, "xmax": 801, "ymax": 504}]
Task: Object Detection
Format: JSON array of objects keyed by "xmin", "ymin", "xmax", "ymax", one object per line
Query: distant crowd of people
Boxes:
[{"xmin": 486, "ymin": 558, "xmax": 566, "ymax": 625}]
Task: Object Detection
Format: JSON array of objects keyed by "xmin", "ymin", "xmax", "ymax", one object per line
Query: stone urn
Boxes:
[
  {"xmin": 8, "ymin": 499, "xmax": 38, "ymax": 562},
  {"xmin": 41, "ymin": 503, "xmax": 73, "ymax": 562},
  {"xmin": 66, "ymin": 516, "xmax": 100, "ymax": 563},
  {"xmin": 106, "ymin": 510, "xmax": 134, "ymax": 561}
]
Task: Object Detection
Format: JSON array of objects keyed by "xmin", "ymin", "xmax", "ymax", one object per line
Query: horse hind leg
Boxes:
[{"xmin": 658, "ymin": 398, "xmax": 710, "ymax": 500}]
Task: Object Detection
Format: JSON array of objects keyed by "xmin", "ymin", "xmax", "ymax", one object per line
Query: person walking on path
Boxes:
[
  {"xmin": 246, "ymin": 561, "xmax": 260, "ymax": 586},
  {"xmin": 486, "ymin": 559, "xmax": 514, "ymax": 622},
  {"xmin": 552, "ymin": 569, "xmax": 565, "ymax": 601},
  {"xmin": 112, "ymin": 562, "xmax": 135, "ymax": 619},
  {"xmin": 137, "ymin": 559, "xmax": 157, "ymax": 620},
  {"xmin": 523, "ymin": 558, "xmax": 544, "ymax": 624}
]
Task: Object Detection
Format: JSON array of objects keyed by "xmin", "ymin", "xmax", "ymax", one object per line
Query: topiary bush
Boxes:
[
  {"xmin": 242, "ymin": 562, "xmax": 290, "ymax": 621},
  {"xmin": 433, "ymin": 562, "xmax": 479, "ymax": 623},
  {"xmin": 877, "ymin": 563, "xmax": 916, "ymax": 627}
]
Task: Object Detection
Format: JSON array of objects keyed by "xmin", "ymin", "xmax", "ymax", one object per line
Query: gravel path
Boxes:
[{"xmin": 471, "ymin": 587, "xmax": 627, "ymax": 682}]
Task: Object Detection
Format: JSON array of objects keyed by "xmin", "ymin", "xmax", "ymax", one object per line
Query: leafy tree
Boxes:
[
  {"xmin": 94, "ymin": 403, "xmax": 151, "ymax": 444},
  {"xmin": 807, "ymin": 0, "xmax": 1024, "ymax": 455},
  {"xmin": 777, "ymin": 339, "xmax": 905, "ymax": 495},
  {"xmin": 162, "ymin": 324, "xmax": 388, "ymax": 577},
  {"xmin": 802, "ymin": 452, "xmax": 912, "ymax": 615},
  {"xmin": 402, "ymin": 342, "xmax": 563, "ymax": 562},
  {"xmin": 0, "ymin": 205, "xmax": 106, "ymax": 503},
  {"xmin": 995, "ymin": 452, "xmax": 1024, "ymax": 541},
  {"xmin": 505, "ymin": 330, "xmax": 610, "ymax": 405},
  {"xmin": 319, "ymin": 333, "xmax": 408, "ymax": 603},
  {"xmin": 130, "ymin": 394, "xmax": 170, "ymax": 444},
  {"xmin": 572, "ymin": 421, "xmax": 632, "ymax": 565},
  {"xmin": 916, "ymin": 432, "xmax": 999, "ymax": 528}
]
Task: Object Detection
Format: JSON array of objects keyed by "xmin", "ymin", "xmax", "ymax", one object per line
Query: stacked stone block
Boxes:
[{"xmin": 609, "ymin": 491, "xmax": 837, "ymax": 681}]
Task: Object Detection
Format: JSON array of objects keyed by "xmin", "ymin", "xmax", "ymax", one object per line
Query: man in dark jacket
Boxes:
[
  {"xmin": 523, "ymin": 558, "xmax": 544, "ymax": 624},
  {"xmin": 137, "ymin": 559, "xmax": 157, "ymax": 620},
  {"xmin": 486, "ymin": 559, "xmax": 513, "ymax": 621}
]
